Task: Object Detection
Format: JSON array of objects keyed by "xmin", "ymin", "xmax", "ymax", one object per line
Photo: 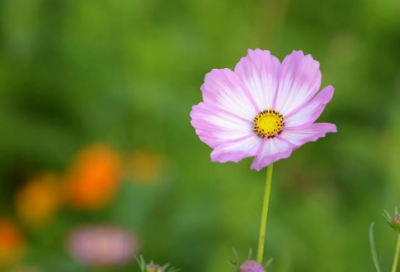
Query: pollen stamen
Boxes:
[{"xmin": 253, "ymin": 109, "xmax": 284, "ymax": 138}]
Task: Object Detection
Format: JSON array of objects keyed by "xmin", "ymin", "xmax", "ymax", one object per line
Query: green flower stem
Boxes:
[
  {"xmin": 257, "ymin": 163, "xmax": 274, "ymax": 264},
  {"xmin": 392, "ymin": 233, "xmax": 400, "ymax": 272}
]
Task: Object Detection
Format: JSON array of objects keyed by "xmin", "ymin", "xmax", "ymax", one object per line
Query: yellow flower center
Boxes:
[{"xmin": 253, "ymin": 109, "xmax": 284, "ymax": 138}]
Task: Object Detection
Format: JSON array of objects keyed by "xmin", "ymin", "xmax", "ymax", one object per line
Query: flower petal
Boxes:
[
  {"xmin": 284, "ymin": 85, "xmax": 334, "ymax": 129},
  {"xmin": 273, "ymin": 51, "xmax": 322, "ymax": 115},
  {"xmin": 211, "ymin": 135, "xmax": 262, "ymax": 163},
  {"xmin": 279, "ymin": 123, "xmax": 337, "ymax": 147},
  {"xmin": 234, "ymin": 49, "xmax": 280, "ymax": 110},
  {"xmin": 201, "ymin": 68, "xmax": 259, "ymax": 121},
  {"xmin": 190, "ymin": 102, "xmax": 253, "ymax": 148},
  {"xmin": 250, "ymin": 137, "xmax": 293, "ymax": 171}
]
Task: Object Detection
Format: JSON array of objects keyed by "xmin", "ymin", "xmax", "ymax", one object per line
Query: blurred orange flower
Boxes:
[
  {"xmin": 15, "ymin": 173, "xmax": 62, "ymax": 227},
  {"xmin": 124, "ymin": 151, "xmax": 167, "ymax": 184},
  {"xmin": 65, "ymin": 143, "xmax": 121, "ymax": 210},
  {"xmin": 0, "ymin": 219, "xmax": 25, "ymax": 267}
]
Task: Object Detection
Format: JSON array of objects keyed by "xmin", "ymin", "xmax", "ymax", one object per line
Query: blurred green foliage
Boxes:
[{"xmin": 1, "ymin": 0, "xmax": 400, "ymax": 271}]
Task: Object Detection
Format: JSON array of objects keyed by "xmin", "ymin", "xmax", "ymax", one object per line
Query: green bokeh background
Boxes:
[{"xmin": 1, "ymin": 0, "xmax": 400, "ymax": 271}]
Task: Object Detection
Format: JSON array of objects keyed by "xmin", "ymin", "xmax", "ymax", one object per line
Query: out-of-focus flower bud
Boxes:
[
  {"xmin": 146, "ymin": 263, "xmax": 160, "ymax": 272},
  {"xmin": 137, "ymin": 256, "xmax": 178, "ymax": 272},
  {"xmin": 239, "ymin": 260, "xmax": 266, "ymax": 272},
  {"xmin": 392, "ymin": 214, "xmax": 400, "ymax": 228},
  {"xmin": 383, "ymin": 209, "xmax": 400, "ymax": 232}
]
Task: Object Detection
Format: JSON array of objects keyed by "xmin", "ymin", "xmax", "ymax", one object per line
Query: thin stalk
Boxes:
[
  {"xmin": 256, "ymin": 163, "xmax": 274, "ymax": 264},
  {"xmin": 391, "ymin": 233, "xmax": 400, "ymax": 272}
]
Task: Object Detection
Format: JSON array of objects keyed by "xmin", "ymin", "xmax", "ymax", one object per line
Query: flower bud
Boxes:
[
  {"xmin": 239, "ymin": 260, "xmax": 266, "ymax": 272},
  {"xmin": 146, "ymin": 264, "xmax": 160, "ymax": 272},
  {"xmin": 383, "ymin": 209, "xmax": 400, "ymax": 232},
  {"xmin": 393, "ymin": 214, "xmax": 400, "ymax": 228},
  {"xmin": 137, "ymin": 256, "xmax": 177, "ymax": 272}
]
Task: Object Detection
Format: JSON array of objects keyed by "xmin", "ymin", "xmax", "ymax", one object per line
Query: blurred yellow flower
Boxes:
[
  {"xmin": 0, "ymin": 219, "xmax": 25, "ymax": 267},
  {"xmin": 124, "ymin": 151, "xmax": 167, "ymax": 184},
  {"xmin": 4, "ymin": 267, "xmax": 41, "ymax": 272},
  {"xmin": 15, "ymin": 173, "xmax": 62, "ymax": 227},
  {"xmin": 66, "ymin": 143, "xmax": 121, "ymax": 210}
]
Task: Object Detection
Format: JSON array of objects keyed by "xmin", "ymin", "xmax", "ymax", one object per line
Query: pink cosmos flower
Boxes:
[{"xmin": 190, "ymin": 49, "xmax": 337, "ymax": 171}]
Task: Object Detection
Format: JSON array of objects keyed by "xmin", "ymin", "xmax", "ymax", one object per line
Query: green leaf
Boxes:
[
  {"xmin": 264, "ymin": 257, "xmax": 274, "ymax": 268},
  {"xmin": 247, "ymin": 248, "xmax": 253, "ymax": 260},
  {"xmin": 383, "ymin": 210, "xmax": 392, "ymax": 222},
  {"xmin": 369, "ymin": 222, "xmax": 382, "ymax": 272}
]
